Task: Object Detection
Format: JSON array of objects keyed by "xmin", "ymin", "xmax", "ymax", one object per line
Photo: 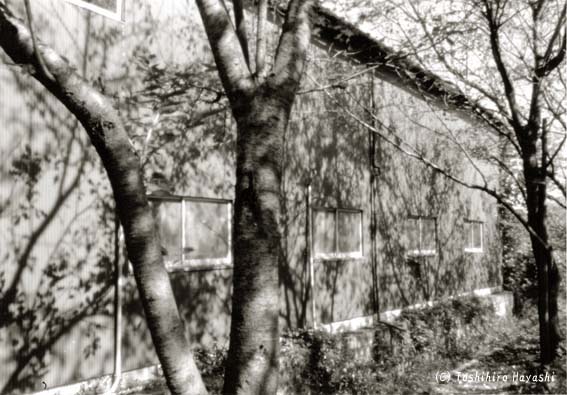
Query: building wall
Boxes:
[
  {"xmin": 0, "ymin": 1, "xmax": 500, "ymax": 393},
  {"xmin": 279, "ymin": 46, "xmax": 501, "ymax": 328}
]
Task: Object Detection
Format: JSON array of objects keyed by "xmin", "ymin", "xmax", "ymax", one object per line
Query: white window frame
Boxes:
[
  {"xmin": 464, "ymin": 219, "xmax": 484, "ymax": 253},
  {"xmin": 406, "ymin": 216, "xmax": 437, "ymax": 257},
  {"xmin": 148, "ymin": 194, "xmax": 233, "ymax": 271},
  {"xmin": 64, "ymin": 0, "xmax": 125, "ymax": 22},
  {"xmin": 312, "ymin": 207, "xmax": 364, "ymax": 261}
]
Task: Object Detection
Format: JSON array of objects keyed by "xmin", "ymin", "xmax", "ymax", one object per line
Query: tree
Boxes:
[
  {"xmin": 0, "ymin": 8, "xmax": 123, "ymax": 391},
  {"xmin": 1, "ymin": 0, "xmax": 316, "ymax": 393},
  {"xmin": 326, "ymin": 0, "xmax": 566, "ymax": 363},
  {"xmin": 0, "ymin": 2, "xmax": 207, "ymax": 394},
  {"xmin": 194, "ymin": 0, "xmax": 314, "ymax": 393}
]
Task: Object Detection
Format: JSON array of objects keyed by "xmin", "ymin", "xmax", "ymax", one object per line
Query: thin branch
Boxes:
[
  {"xmin": 141, "ymin": 112, "xmax": 161, "ymax": 165},
  {"xmin": 490, "ymin": 154, "xmax": 527, "ymax": 202},
  {"xmin": 483, "ymin": 0, "xmax": 523, "ymax": 131},
  {"xmin": 233, "ymin": 0, "xmax": 250, "ymax": 69},
  {"xmin": 298, "ymin": 64, "xmax": 381, "ymax": 94},
  {"xmin": 407, "ymin": 3, "xmax": 501, "ymax": 104},
  {"xmin": 309, "ymin": 72, "xmax": 552, "ymax": 250},
  {"xmin": 547, "ymin": 193, "xmax": 566, "ymax": 209},
  {"xmin": 536, "ymin": 2, "xmax": 566, "ymax": 77},
  {"xmin": 23, "ymin": 0, "xmax": 55, "ymax": 83},
  {"xmin": 0, "ymin": 4, "xmax": 208, "ymax": 392},
  {"xmin": 546, "ymin": 169, "xmax": 567, "ymax": 198},
  {"xmin": 255, "ymin": 0, "xmax": 268, "ymax": 77},
  {"xmin": 545, "ymin": 131, "xmax": 566, "ymax": 169}
]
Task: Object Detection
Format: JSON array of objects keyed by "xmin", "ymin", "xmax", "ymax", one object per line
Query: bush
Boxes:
[
  {"xmin": 194, "ymin": 295, "xmax": 497, "ymax": 394},
  {"xmin": 369, "ymin": 295, "xmax": 494, "ymax": 375},
  {"xmin": 280, "ymin": 329, "xmax": 382, "ymax": 394},
  {"xmin": 501, "ymin": 202, "xmax": 566, "ymax": 316}
]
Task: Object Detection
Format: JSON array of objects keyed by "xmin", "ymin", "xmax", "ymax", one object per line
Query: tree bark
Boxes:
[
  {"xmin": 0, "ymin": 4, "xmax": 207, "ymax": 394},
  {"xmin": 222, "ymin": 83, "xmax": 293, "ymax": 395},
  {"xmin": 196, "ymin": 0, "xmax": 313, "ymax": 393},
  {"xmin": 522, "ymin": 139, "xmax": 561, "ymax": 364}
]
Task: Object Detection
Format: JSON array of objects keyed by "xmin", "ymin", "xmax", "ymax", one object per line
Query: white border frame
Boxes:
[
  {"xmin": 464, "ymin": 219, "xmax": 484, "ymax": 253},
  {"xmin": 64, "ymin": 0, "xmax": 125, "ymax": 22}
]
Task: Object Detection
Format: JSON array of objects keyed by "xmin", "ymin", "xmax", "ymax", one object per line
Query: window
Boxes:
[
  {"xmin": 312, "ymin": 207, "xmax": 363, "ymax": 260},
  {"xmin": 406, "ymin": 216, "xmax": 437, "ymax": 256},
  {"xmin": 464, "ymin": 220, "xmax": 483, "ymax": 253},
  {"xmin": 65, "ymin": 0, "xmax": 125, "ymax": 21},
  {"xmin": 149, "ymin": 195, "xmax": 232, "ymax": 270}
]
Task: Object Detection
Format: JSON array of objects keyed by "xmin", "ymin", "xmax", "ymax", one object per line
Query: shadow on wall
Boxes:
[
  {"xmin": 278, "ymin": 53, "xmax": 502, "ymax": 329},
  {"xmin": 119, "ymin": 268, "xmax": 233, "ymax": 371},
  {"xmin": 373, "ymin": 83, "xmax": 501, "ymax": 312},
  {"xmin": 279, "ymin": 56, "xmax": 374, "ymax": 327}
]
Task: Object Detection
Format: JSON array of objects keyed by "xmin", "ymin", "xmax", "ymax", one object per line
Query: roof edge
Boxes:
[{"xmin": 310, "ymin": 5, "xmax": 504, "ymax": 129}]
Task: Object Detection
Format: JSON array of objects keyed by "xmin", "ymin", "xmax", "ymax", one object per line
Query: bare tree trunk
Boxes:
[
  {"xmin": 0, "ymin": 4, "xmax": 207, "ymax": 394},
  {"xmin": 523, "ymin": 144, "xmax": 561, "ymax": 364},
  {"xmin": 195, "ymin": 0, "xmax": 314, "ymax": 392},
  {"xmin": 548, "ymin": 255, "xmax": 561, "ymax": 358},
  {"xmin": 223, "ymin": 84, "xmax": 292, "ymax": 394}
]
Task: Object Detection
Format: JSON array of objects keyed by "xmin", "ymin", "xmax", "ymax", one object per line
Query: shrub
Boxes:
[
  {"xmin": 194, "ymin": 295, "xmax": 497, "ymax": 394},
  {"xmin": 374, "ymin": 296, "xmax": 494, "ymax": 364},
  {"xmin": 501, "ymin": 202, "xmax": 566, "ymax": 316}
]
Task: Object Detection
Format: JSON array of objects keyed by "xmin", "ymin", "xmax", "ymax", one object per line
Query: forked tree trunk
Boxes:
[
  {"xmin": 223, "ymin": 83, "xmax": 294, "ymax": 394},
  {"xmin": 195, "ymin": 0, "xmax": 314, "ymax": 392},
  {"xmin": 0, "ymin": 4, "xmax": 207, "ymax": 394}
]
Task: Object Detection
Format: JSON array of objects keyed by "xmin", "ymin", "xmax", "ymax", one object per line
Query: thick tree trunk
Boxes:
[
  {"xmin": 523, "ymin": 144, "xmax": 561, "ymax": 364},
  {"xmin": 0, "ymin": 4, "xmax": 207, "ymax": 394},
  {"xmin": 527, "ymin": 211, "xmax": 561, "ymax": 364},
  {"xmin": 222, "ymin": 84, "xmax": 293, "ymax": 395},
  {"xmin": 195, "ymin": 1, "xmax": 313, "ymax": 392},
  {"xmin": 548, "ymin": 255, "xmax": 561, "ymax": 357}
]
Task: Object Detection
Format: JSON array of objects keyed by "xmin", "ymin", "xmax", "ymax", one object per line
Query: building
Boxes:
[{"xmin": 0, "ymin": 1, "xmax": 502, "ymax": 393}]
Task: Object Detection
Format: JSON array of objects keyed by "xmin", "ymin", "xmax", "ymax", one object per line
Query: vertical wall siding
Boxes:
[{"xmin": 0, "ymin": 2, "xmax": 500, "ymax": 393}]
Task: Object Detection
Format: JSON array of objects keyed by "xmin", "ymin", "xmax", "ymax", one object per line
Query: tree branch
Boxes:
[
  {"xmin": 255, "ymin": 0, "xmax": 268, "ymax": 77},
  {"xmin": 0, "ymin": 3, "xmax": 208, "ymax": 393},
  {"xmin": 547, "ymin": 193, "xmax": 566, "ymax": 209},
  {"xmin": 546, "ymin": 169, "xmax": 567, "ymax": 198},
  {"xmin": 310, "ymin": 72, "xmax": 552, "ymax": 250},
  {"xmin": 23, "ymin": 0, "xmax": 55, "ymax": 83},
  {"xmin": 536, "ymin": 2, "xmax": 566, "ymax": 77},
  {"xmin": 196, "ymin": 0, "xmax": 255, "ymax": 109},
  {"xmin": 272, "ymin": 0, "xmax": 315, "ymax": 94},
  {"xmin": 483, "ymin": 0, "xmax": 523, "ymax": 131},
  {"xmin": 233, "ymin": 0, "xmax": 250, "ymax": 68}
]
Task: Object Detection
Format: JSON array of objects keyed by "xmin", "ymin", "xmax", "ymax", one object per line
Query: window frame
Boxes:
[
  {"xmin": 311, "ymin": 206, "xmax": 364, "ymax": 261},
  {"xmin": 148, "ymin": 194, "xmax": 233, "ymax": 271},
  {"xmin": 464, "ymin": 219, "xmax": 484, "ymax": 254},
  {"xmin": 65, "ymin": 0, "xmax": 125, "ymax": 22},
  {"xmin": 406, "ymin": 215, "xmax": 437, "ymax": 257}
]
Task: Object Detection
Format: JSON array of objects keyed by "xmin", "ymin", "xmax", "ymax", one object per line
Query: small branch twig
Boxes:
[{"xmin": 23, "ymin": 0, "xmax": 55, "ymax": 83}]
